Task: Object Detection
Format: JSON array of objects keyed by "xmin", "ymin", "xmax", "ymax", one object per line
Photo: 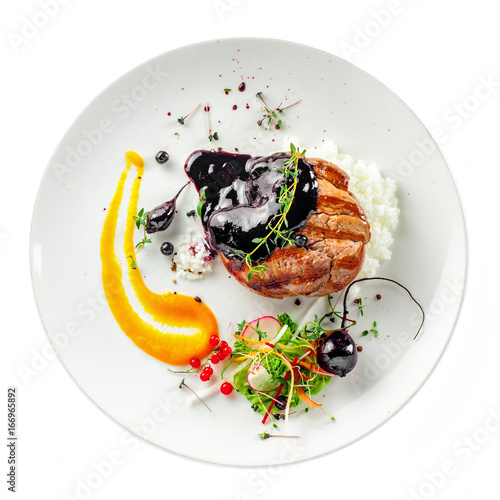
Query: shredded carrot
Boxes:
[
  {"xmin": 296, "ymin": 386, "xmax": 323, "ymax": 408},
  {"xmin": 232, "ymin": 353, "xmax": 256, "ymax": 362},
  {"xmin": 299, "ymin": 360, "xmax": 333, "ymax": 376}
]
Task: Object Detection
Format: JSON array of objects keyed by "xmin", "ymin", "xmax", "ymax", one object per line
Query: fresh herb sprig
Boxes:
[
  {"xmin": 240, "ymin": 143, "xmax": 306, "ymax": 281},
  {"xmin": 355, "ymin": 297, "xmax": 366, "ymax": 316},
  {"xmin": 128, "ymin": 208, "xmax": 151, "ymax": 269},
  {"xmin": 362, "ymin": 321, "xmax": 378, "ymax": 338},
  {"xmin": 256, "ymin": 92, "xmax": 301, "ymax": 129},
  {"xmin": 196, "ymin": 187, "xmax": 207, "ymax": 217}
]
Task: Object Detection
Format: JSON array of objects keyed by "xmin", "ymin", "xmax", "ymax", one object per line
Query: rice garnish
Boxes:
[{"xmin": 172, "ymin": 231, "xmax": 213, "ymax": 280}]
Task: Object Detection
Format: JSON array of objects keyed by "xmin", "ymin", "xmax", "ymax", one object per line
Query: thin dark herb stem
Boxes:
[
  {"xmin": 279, "ymin": 99, "xmax": 301, "ymax": 111},
  {"xmin": 177, "ymin": 103, "xmax": 200, "ymax": 124},
  {"xmin": 341, "ymin": 277, "xmax": 425, "ymax": 339},
  {"xmin": 256, "ymin": 92, "xmax": 279, "ymax": 128},
  {"xmin": 179, "ymin": 378, "xmax": 212, "ymax": 412},
  {"xmin": 259, "ymin": 432, "xmax": 300, "ymax": 439}
]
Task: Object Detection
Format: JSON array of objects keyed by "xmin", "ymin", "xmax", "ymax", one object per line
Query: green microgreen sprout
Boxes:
[
  {"xmin": 240, "ymin": 143, "xmax": 305, "ymax": 281},
  {"xmin": 204, "ymin": 103, "xmax": 219, "ymax": 141},
  {"xmin": 127, "ymin": 255, "xmax": 137, "ymax": 270},
  {"xmin": 354, "ymin": 297, "xmax": 366, "ymax": 316},
  {"xmin": 362, "ymin": 321, "xmax": 378, "ymax": 338},
  {"xmin": 246, "ymin": 318, "xmax": 267, "ymax": 341},
  {"xmin": 256, "ymin": 92, "xmax": 301, "ymax": 129},
  {"xmin": 177, "ymin": 103, "xmax": 201, "ymax": 125},
  {"xmin": 258, "ymin": 432, "xmax": 300, "ymax": 440},
  {"xmin": 179, "ymin": 378, "xmax": 212, "ymax": 412},
  {"xmin": 196, "ymin": 187, "xmax": 207, "ymax": 217},
  {"xmin": 224, "ymin": 88, "xmax": 232, "ymax": 93},
  {"xmin": 128, "ymin": 208, "xmax": 151, "ymax": 268}
]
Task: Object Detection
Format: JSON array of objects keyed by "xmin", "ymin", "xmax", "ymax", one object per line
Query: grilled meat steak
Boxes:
[
  {"xmin": 221, "ymin": 157, "xmax": 370, "ymax": 297},
  {"xmin": 185, "ymin": 151, "xmax": 371, "ymax": 298}
]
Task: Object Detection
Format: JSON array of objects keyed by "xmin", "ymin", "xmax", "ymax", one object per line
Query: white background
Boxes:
[{"xmin": 2, "ymin": 1, "xmax": 499, "ymax": 499}]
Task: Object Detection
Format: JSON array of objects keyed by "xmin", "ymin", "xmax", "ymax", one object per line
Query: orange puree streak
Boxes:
[{"xmin": 100, "ymin": 151, "xmax": 217, "ymax": 366}]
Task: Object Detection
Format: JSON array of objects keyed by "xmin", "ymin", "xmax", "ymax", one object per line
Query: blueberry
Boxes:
[
  {"xmin": 160, "ymin": 242, "xmax": 174, "ymax": 256},
  {"xmin": 317, "ymin": 329, "xmax": 358, "ymax": 377},
  {"xmin": 275, "ymin": 396, "xmax": 287, "ymax": 411},
  {"xmin": 155, "ymin": 151, "xmax": 169, "ymax": 164},
  {"xmin": 294, "ymin": 234, "xmax": 308, "ymax": 247}
]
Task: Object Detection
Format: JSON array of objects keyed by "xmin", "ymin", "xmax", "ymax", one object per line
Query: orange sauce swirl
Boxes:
[{"xmin": 100, "ymin": 151, "xmax": 217, "ymax": 366}]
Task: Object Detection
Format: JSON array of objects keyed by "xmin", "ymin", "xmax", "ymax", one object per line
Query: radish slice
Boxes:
[
  {"xmin": 241, "ymin": 316, "xmax": 282, "ymax": 342},
  {"xmin": 221, "ymin": 357, "xmax": 253, "ymax": 385},
  {"xmin": 247, "ymin": 364, "xmax": 280, "ymax": 392}
]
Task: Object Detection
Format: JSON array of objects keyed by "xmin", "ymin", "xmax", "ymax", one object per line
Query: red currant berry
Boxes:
[
  {"xmin": 217, "ymin": 351, "xmax": 226, "ymax": 361},
  {"xmin": 190, "ymin": 358, "xmax": 201, "ymax": 369},
  {"xmin": 209, "ymin": 335, "xmax": 220, "ymax": 346},
  {"xmin": 220, "ymin": 382, "xmax": 233, "ymax": 395},
  {"xmin": 219, "ymin": 340, "xmax": 229, "ymax": 349},
  {"xmin": 222, "ymin": 346, "xmax": 232, "ymax": 356},
  {"xmin": 200, "ymin": 371, "xmax": 209, "ymax": 382},
  {"xmin": 204, "ymin": 366, "xmax": 214, "ymax": 376},
  {"xmin": 210, "ymin": 354, "xmax": 220, "ymax": 364}
]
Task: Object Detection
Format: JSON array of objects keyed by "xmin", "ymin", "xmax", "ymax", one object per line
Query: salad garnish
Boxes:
[
  {"xmin": 221, "ymin": 311, "xmax": 337, "ymax": 425},
  {"xmin": 178, "ymin": 277, "xmax": 424, "ymax": 429}
]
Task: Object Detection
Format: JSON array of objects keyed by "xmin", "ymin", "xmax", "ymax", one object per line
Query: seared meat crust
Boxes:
[{"xmin": 220, "ymin": 157, "xmax": 371, "ymax": 298}]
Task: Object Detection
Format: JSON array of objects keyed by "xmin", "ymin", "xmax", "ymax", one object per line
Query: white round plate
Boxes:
[{"xmin": 30, "ymin": 38, "xmax": 467, "ymax": 466}]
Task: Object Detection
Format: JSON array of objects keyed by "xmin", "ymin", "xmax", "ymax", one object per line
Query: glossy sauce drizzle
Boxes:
[
  {"xmin": 185, "ymin": 150, "xmax": 318, "ymax": 262},
  {"xmin": 100, "ymin": 152, "xmax": 217, "ymax": 366}
]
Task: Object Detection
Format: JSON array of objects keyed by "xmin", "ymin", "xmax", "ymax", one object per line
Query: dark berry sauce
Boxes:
[
  {"xmin": 184, "ymin": 150, "xmax": 318, "ymax": 262},
  {"xmin": 238, "ymin": 82, "xmax": 246, "ymax": 92}
]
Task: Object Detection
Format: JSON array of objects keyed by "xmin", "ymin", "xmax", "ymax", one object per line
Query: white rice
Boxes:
[
  {"xmin": 286, "ymin": 138, "xmax": 399, "ymax": 277},
  {"xmin": 172, "ymin": 231, "xmax": 213, "ymax": 280},
  {"xmin": 309, "ymin": 141, "xmax": 399, "ymax": 277}
]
